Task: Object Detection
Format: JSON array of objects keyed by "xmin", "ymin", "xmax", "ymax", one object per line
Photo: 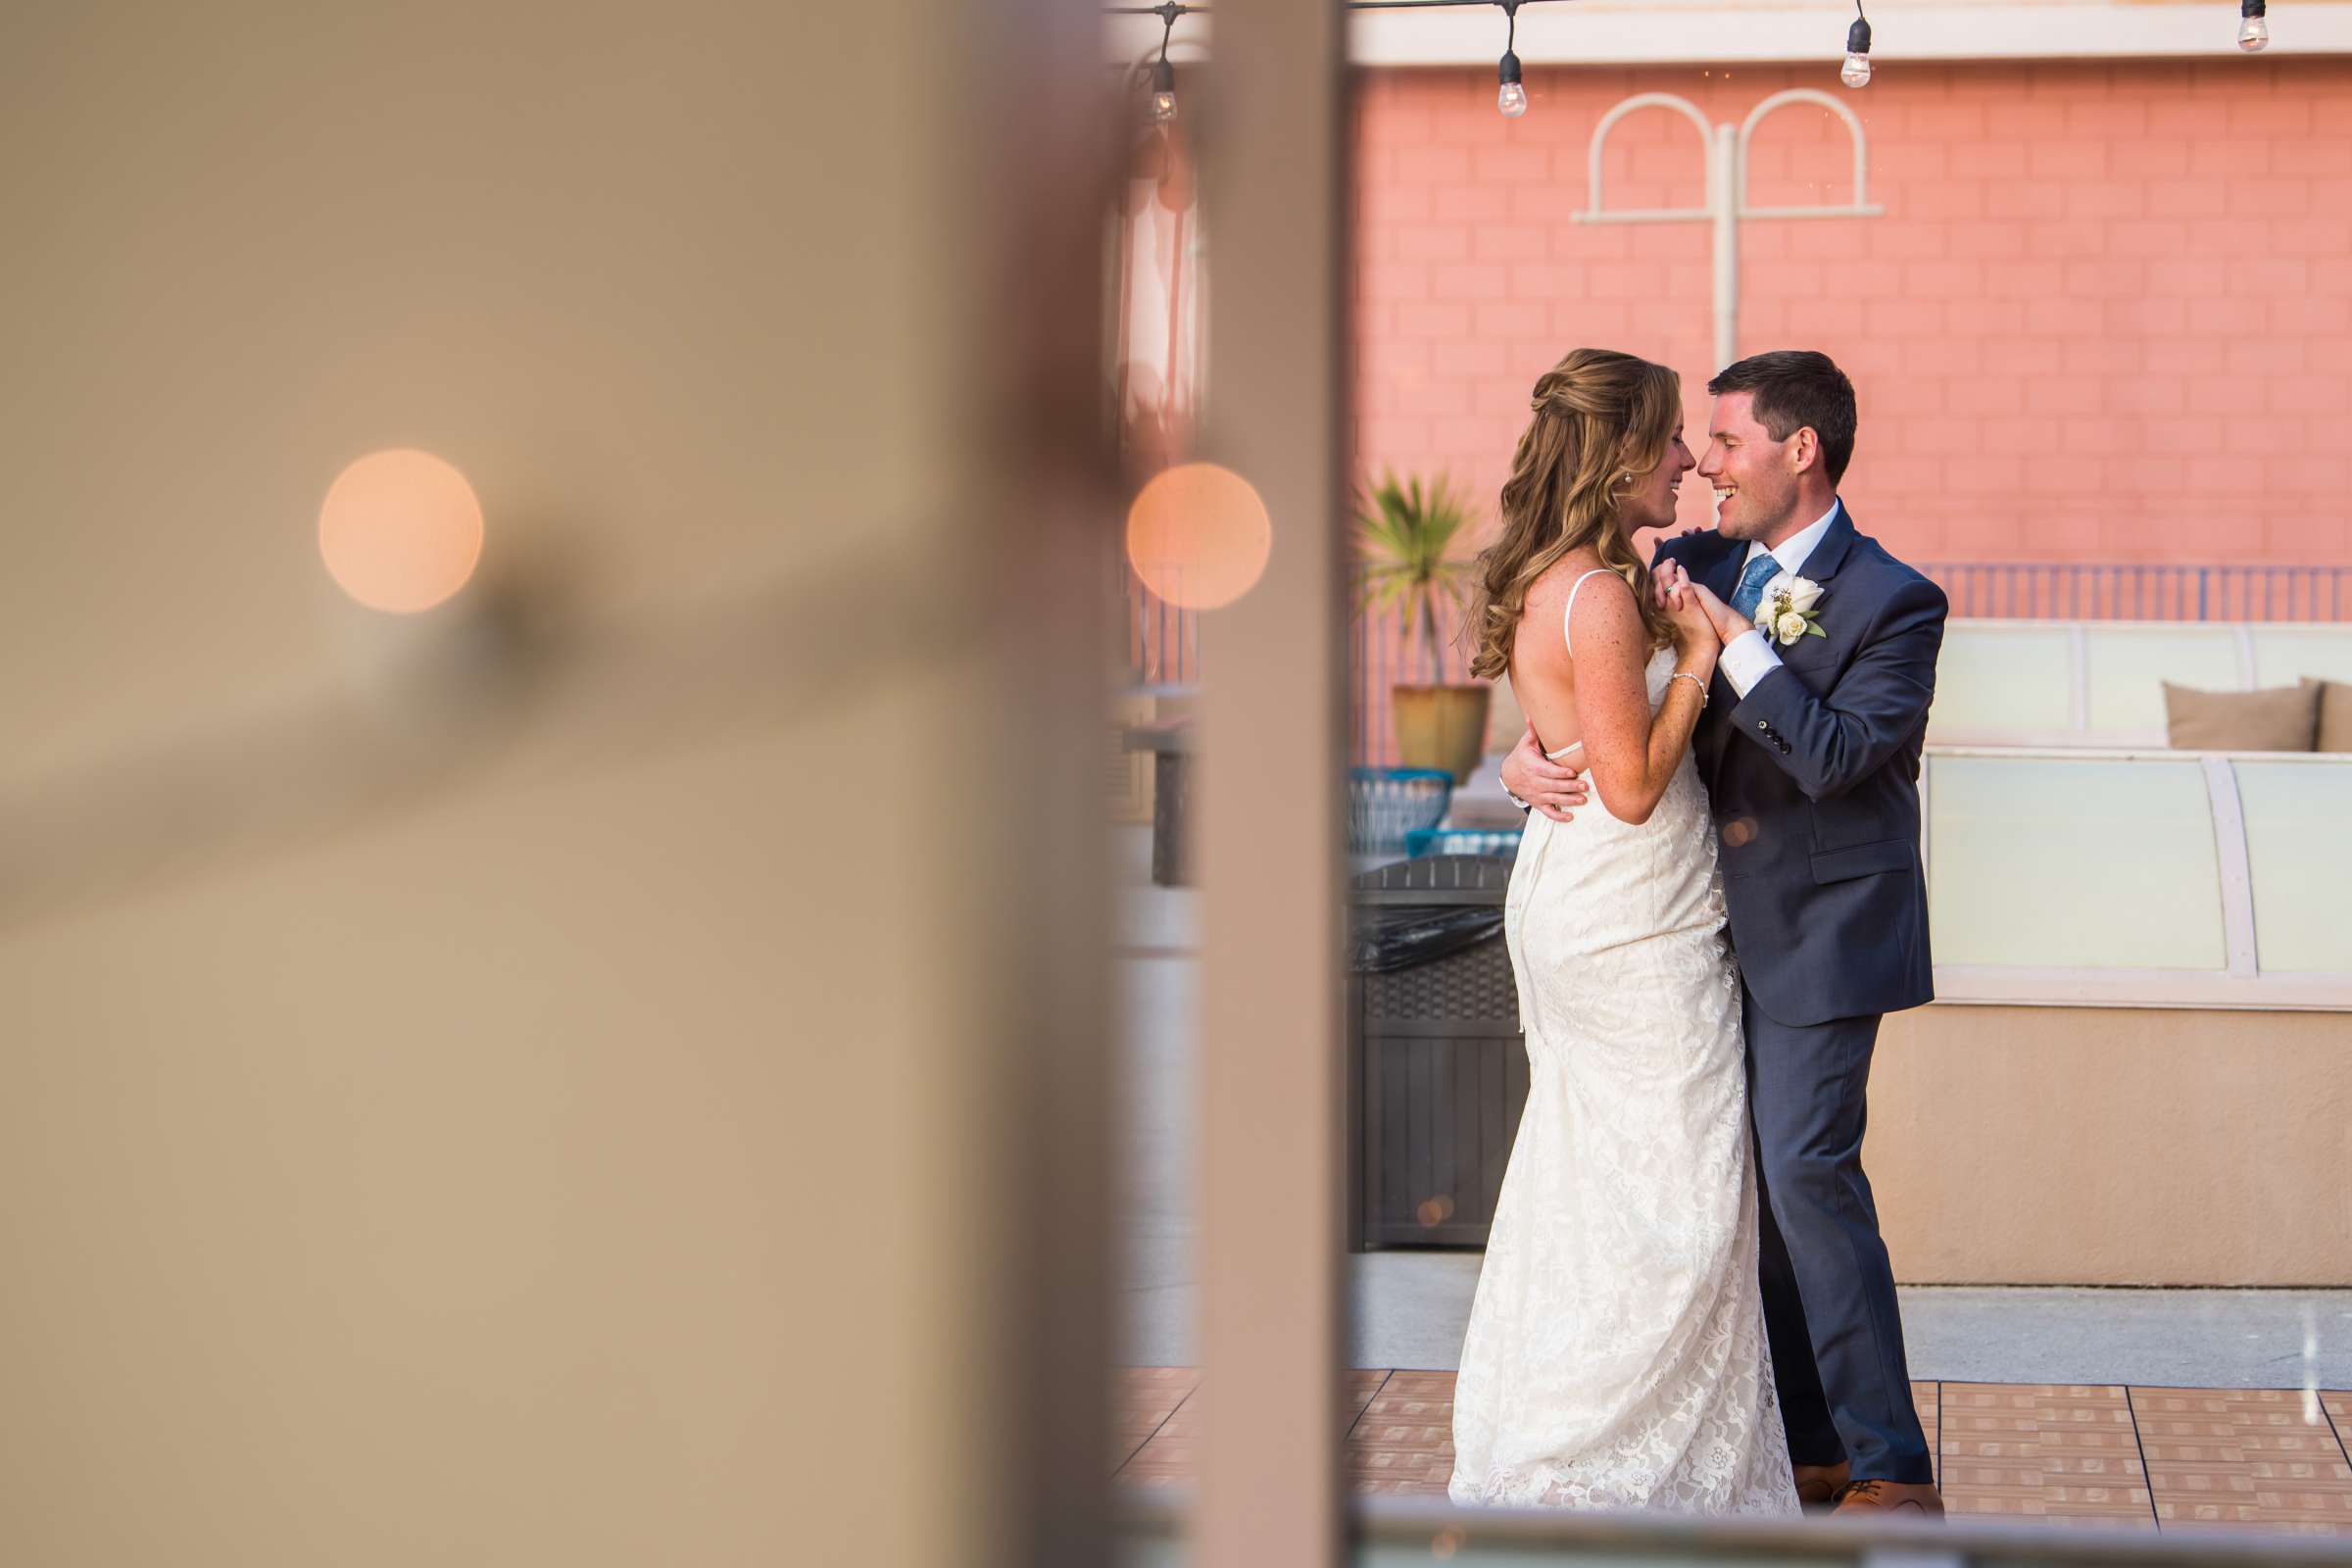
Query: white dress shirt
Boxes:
[
  {"xmin": 1500, "ymin": 502, "xmax": 1843, "ymax": 810},
  {"xmin": 1716, "ymin": 500, "xmax": 1842, "ymax": 700}
]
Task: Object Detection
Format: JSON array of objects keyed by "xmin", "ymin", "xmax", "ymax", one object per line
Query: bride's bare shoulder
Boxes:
[{"xmin": 1523, "ymin": 552, "xmax": 1613, "ymax": 613}]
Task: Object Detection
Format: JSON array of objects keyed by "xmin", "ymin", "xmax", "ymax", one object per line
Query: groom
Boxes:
[{"xmin": 1501, "ymin": 350, "xmax": 1946, "ymax": 1515}]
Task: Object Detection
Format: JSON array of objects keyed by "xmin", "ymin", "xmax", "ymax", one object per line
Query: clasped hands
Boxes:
[{"xmin": 1497, "ymin": 560, "xmax": 1748, "ymax": 821}]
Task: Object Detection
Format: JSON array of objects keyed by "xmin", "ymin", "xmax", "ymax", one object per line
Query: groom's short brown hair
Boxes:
[{"xmin": 1708, "ymin": 351, "xmax": 1857, "ymax": 486}]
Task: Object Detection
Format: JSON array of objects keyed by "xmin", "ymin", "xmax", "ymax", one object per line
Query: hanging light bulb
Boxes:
[
  {"xmin": 1841, "ymin": 6, "xmax": 1874, "ymax": 87},
  {"xmin": 1497, "ymin": 52, "xmax": 1528, "ymax": 118},
  {"xmin": 1494, "ymin": 0, "xmax": 1527, "ymax": 118},
  {"xmin": 1143, "ymin": 2, "xmax": 1181, "ymax": 124},
  {"xmin": 2238, "ymin": 0, "xmax": 2270, "ymax": 51}
]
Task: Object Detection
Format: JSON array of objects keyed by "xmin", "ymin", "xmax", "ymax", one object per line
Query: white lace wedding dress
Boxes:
[{"xmin": 1447, "ymin": 574, "xmax": 1797, "ymax": 1516}]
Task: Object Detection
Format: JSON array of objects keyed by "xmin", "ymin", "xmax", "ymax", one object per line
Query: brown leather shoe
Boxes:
[
  {"xmin": 1792, "ymin": 1460, "xmax": 1850, "ymax": 1509},
  {"xmin": 1832, "ymin": 1479, "xmax": 1945, "ymax": 1518}
]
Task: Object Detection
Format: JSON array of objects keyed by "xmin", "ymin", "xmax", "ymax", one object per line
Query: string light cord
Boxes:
[
  {"xmin": 1108, "ymin": 0, "xmax": 1567, "ymax": 120},
  {"xmin": 1109, "ymin": 0, "xmax": 2269, "ymax": 107},
  {"xmin": 1108, "ymin": 0, "xmax": 1853, "ymax": 111},
  {"xmin": 1104, "ymin": 1, "xmax": 1573, "ymax": 10}
]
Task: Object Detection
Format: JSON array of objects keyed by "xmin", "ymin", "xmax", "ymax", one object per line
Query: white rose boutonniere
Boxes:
[{"xmin": 1754, "ymin": 572, "xmax": 1827, "ymax": 647}]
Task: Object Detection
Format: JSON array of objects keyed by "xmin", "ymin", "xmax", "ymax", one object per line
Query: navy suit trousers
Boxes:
[{"xmin": 1742, "ymin": 988, "xmax": 1935, "ymax": 1485}]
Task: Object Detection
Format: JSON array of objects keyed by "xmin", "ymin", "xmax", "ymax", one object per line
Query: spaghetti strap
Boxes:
[
  {"xmin": 1559, "ymin": 568, "xmax": 1618, "ymax": 657},
  {"xmin": 1543, "ymin": 567, "xmax": 1620, "ymax": 760}
]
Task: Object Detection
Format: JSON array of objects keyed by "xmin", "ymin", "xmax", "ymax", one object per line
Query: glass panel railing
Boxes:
[
  {"xmin": 2248, "ymin": 626, "xmax": 2352, "ymax": 689},
  {"xmin": 2082, "ymin": 627, "xmax": 2240, "ymax": 736},
  {"xmin": 1929, "ymin": 625, "xmax": 2073, "ymax": 736},
  {"xmin": 1928, "ymin": 756, "xmax": 2225, "ymax": 969},
  {"xmin": 2235, "ymin": 759, "xmax": 2352, "ymax": 975}
]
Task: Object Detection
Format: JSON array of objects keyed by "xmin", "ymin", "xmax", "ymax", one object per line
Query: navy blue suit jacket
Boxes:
[{"xmin": 1653, "ymin": 504, "xmax": 1946, "ymax": 1028}]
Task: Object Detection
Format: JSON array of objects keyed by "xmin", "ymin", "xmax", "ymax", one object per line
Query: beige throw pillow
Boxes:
[
  {"xmin": 2162, "ymin": 681, "xmax": 2320, "ymax": 752},
  {"xmin": 2303, "ymin": 677, "xmax": 2352, "ymax": 753}
]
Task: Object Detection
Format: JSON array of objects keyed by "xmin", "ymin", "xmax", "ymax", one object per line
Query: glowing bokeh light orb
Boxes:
[
  {"xmin": 1124, "ymin": 462, "xmax": 1272, "ymax": 611},
  {"xmin": 318, "ymin": 449, "xmax": 485, "ymax": 613}
]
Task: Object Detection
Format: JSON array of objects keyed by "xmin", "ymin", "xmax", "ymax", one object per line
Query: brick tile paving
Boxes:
[{"xmin": 1115, "ymin": 1369, "xmax": 2352, "ymax": 1535}]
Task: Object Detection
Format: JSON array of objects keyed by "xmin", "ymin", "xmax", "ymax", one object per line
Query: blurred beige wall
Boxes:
[
  {"xmin": 0, "ymin": 4, "xmax": 1105, "ymax": 1563},
  {"xmin": 1872, "ymin": 1005, "xmax": 2352, "ymax": 1286}
]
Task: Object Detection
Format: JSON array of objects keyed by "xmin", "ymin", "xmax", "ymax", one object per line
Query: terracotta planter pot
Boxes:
[{"xmin": 1391, "ymin": 684, "xmax": 1492, "ymax": 784}]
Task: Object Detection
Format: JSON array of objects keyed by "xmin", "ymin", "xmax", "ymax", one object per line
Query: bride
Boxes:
[{"xmin": 1446, "ymin": 348, "xmax": 1796, "ymax": 1515}]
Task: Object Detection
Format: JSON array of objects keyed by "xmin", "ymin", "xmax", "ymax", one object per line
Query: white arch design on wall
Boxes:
[
  {"xmin": 1736, "ymin": 87, "xmax": 1881, "ymax": 219},
  {"xmin": 1574, "ymin": 89, "xmax": 1885, "ymax": 369},
  {"xmin": 1581, "ymin": 91, "xmax": 1718, "ymax": 221}
]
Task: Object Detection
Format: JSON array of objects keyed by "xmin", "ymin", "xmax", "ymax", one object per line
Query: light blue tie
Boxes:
[{"xmin": 1730, "ymin": 553, "xmax": 1782, "ymax": 623}]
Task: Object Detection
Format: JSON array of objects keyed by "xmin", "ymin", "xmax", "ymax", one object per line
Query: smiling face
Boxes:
[
  {"xmin": 1621, "ymin": 419, "xmax": 1696, "ymax": 535},
  {"xmin": 1695, "ymin": 390, "xmax": 1806, "ymax": 545}
]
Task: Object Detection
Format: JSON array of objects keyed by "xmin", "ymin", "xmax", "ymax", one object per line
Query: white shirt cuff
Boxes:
[{"xmin": 1718, "ymin": 629, "xmax": 1783, "ymax": 699}]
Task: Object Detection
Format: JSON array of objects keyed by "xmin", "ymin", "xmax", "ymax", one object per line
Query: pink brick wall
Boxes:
[{"xmin": 1352, "ymin": 58, "xmax": 2352, "ymax": 585}]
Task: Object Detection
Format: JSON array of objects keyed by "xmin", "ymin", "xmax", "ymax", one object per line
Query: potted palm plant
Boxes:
[{"xmin": 1354, "ymin": 472, "xmax": 1491, "ymax": 783}]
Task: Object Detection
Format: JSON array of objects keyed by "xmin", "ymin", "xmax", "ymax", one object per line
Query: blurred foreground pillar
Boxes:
[
  {"xmin": 1196, "ymin": 0, "xmax": 1351, "ymax": 1563},
  {"xmin": 0, "ymin": 3, "xmax": 1110, "ymax": 1564}
]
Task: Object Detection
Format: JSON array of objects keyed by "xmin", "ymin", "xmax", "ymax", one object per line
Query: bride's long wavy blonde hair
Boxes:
[{"xmin": 1466, "ymin": 348, "xmax": 1680, "ymax": 680}]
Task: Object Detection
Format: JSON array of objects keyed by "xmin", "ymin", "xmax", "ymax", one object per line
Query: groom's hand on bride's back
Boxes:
[{"xmin": 1499, "ymin": 725, "xmax": 1588, "ymax": 822}]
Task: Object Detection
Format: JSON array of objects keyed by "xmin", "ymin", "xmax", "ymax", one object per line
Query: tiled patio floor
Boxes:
[{"xmin": 1114, "ymin": 1370, "xmax": 2352, "ymax": 1536}]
